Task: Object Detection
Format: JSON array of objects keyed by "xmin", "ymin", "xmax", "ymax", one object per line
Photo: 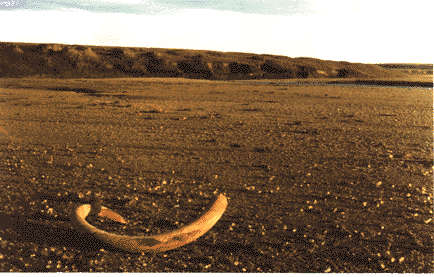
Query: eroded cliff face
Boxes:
[{"xmin": 0, "ymin": 42, "xmax": 405, "ymax": 80}]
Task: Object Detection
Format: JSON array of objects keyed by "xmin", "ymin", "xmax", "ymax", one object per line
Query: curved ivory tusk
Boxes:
[{"xmin": 73, "ymin": 194, "xmax": 228, "ymax": 253}]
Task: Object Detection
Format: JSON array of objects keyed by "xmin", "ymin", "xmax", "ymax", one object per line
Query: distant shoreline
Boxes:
[{"xmin": 234, "ymin": 79, "xmax": 433, "ymax": 88}]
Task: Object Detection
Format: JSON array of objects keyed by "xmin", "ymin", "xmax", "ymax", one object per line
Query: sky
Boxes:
[{"xmin": 0, "ymin": 0, "xmax": 432, "ymax": 64}]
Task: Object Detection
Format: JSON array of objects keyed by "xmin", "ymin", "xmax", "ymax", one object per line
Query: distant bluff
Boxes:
[{"xmin": 0, "ymin": 42, "xmax": 406, "ymax": 80}]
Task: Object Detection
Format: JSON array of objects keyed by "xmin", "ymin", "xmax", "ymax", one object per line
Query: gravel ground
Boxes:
[{"xmin": 0, "ymin": 78, "xmax": 432, "ymax": 272}]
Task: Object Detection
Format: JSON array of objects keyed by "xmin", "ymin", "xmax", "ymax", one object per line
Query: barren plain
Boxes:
[{"xmin": 0, "ymin": 76, "xmax": 433, "ymax": 272}]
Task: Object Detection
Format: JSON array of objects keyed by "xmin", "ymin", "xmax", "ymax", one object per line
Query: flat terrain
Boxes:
[{"xmin": 0, "ymin": 78, "xmax": 433, "ymax": 272}]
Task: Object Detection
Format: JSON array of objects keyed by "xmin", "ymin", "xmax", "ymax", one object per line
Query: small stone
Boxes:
[{"xmin": 41, "ymin": 248, "xmax": 49, "ymax": 257}]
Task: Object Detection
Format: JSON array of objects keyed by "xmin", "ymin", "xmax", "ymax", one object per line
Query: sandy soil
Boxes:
[{"xmin": 0, "ymin": 78, "xmax": 433, "ymax": 272}]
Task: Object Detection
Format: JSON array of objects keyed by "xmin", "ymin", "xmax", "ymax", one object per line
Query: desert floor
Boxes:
[{"xmin": 0, "ymin": 77, "xmax": 432, "ymax": 272}]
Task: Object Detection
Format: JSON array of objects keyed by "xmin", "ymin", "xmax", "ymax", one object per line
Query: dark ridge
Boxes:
[{"xmin": 0, "ymin": 41, "xmax": 418, "ymax": 83}]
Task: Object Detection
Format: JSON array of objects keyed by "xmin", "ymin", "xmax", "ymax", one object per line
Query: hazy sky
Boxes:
[{"xmin": 0, "ymin": 0, "xmax": 432, "ymax": 63}]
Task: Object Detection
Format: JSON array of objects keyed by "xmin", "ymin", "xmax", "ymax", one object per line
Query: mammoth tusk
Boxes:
[{"xmin": 73, "ymin": 194, "xmax": 228, "ymax": 253}]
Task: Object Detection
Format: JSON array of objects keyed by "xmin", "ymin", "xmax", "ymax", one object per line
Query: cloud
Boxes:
[
  {"xmin": 0, "ymin": 0, "xmax": 313, "ymax": 15},
  {"xmin": 154, "ymin": 0, "xmax": 313, "ymax": 15}
]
